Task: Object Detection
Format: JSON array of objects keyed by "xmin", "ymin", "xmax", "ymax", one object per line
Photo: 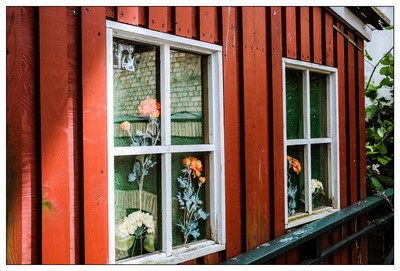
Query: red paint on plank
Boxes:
[
  {"xmin": 299, "ymin": 7, "xmax": 310, "ymax": 62},
  {"xmin": 200, "ymin": 7, "xmax": 219, "ymax": 43},
  {"xmin": 222, "ymin": 6, "xmax": 243, "ymax": 260},
  {"xmin": 203, "ymin": 252, "xmax": 222, "ymax": 264},
  {"xmin": 312, "ymin": 7, "xmax": 323, "ymax": 64},
  {"xmin": 105, "ymin": 7, "xmax": 115, "ymax": 20},
  {"xmin": 192, "ymin": 7, "xmax": 198, "ymax": 39},
  {"xmin": 81, "ymin": 7, "xmax": 108, "ymax": 264},
  {"xmin": 242, "ymin": 7, "xmax": 270, "ymax": 250},
  {"xmin": 148, "ymin": 7, "xmax": 169, "ymax": 32},
  {"xmin": 6, "ymin": 6, "xmax": 39, "ymax": 264},
  {"xmin": 346, "ymin": 30, "xmax": 358, "ymax": 206},
  {"xmin": 175, "ymin": 7, "xmax": 192, "ymax": 38},
  {"xmin": 269, "ymin": 6, "xmax": 285, "ymax": 239},
  {"xmin": 117, "ymin": 7, "xmax": 137, "ymax": 25},
  {"xmin": 67, "ymin": 6, "xmax": 81, "ymax": 263},
  {"xmin": 336, "ymin": 21, "xmax": 349, "ymax": 264},
  {"xmin": 285, "ymin": 7, "xmax": 297, "ymax": 59},
  {"xmin": 324, "ymin": 11, "xmax": 334, "ymax": 66},
  {"xmin": 39, "ymin": 7, "xmax": 71, "ymax": 264}
]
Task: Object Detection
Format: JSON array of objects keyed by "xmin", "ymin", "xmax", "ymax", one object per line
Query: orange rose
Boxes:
[
  {"xmin": 120, "ymin": 121, "xmax": 131, "ymax": 131},
  {"xmin": 138, "ymin": 98, "xmax": 161, "ymax": 119},
  {"xmin": 189, "ymin": 157, "xmax": 203, "ymax": 178},
  {"xmin": 291, "ymin": 158, "xmax": 301, "ymax": 175},
  {"xmin": 198, "ymin": 177, "xmax": 206, "ymax": 186}
]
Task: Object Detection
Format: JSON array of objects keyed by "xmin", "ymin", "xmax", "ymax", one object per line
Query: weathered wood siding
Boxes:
[{"xmin": 6, "ymin": 6, "xmax": 368, "ymax": 264}]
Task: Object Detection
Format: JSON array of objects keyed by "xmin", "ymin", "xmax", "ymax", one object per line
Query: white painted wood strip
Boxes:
[
  {"xmin": 162, "ymin": 153, "xmax": 172, "ymax": 256},
  {"xmin": 113, "ymin": 144, "xmax": 216, "ymax": 156},
  {"xmin": 106, "ymin": 27, "xmax": 116, "ymax": 264}
]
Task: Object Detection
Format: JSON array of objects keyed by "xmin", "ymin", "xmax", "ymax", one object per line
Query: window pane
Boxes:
[
  {"xmin": 286, "ymin": 69, "xmax": 304, "ymax": 139},
  {"xmin": 311, "ymin": 144, "xmax": 328, "ymax": 209},
  {"xmin": 172, "ymin": 152, "xmax": 208, "ymax": 246},
  {"xmin": 113, "ymin": 39, "xmax": 161, "ymax": 147},
  {"xmin": 310, "ymin": 72, "xmax": 328, "ymax": 138},
  {"xmin": 170, "ymin": 50, "xmax": 205, "ymax": 145},
  {"xmin": 114, "ymin": 154, "xmax": 162, "ymax": 260},
  {"xmin": 287, "ymin": 146, "xmax": 305, "ymax": 215}
]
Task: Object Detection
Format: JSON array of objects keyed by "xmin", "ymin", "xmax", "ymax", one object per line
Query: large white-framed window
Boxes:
[
  {"xmin": 106, "ymin": 20, "xmax": 225, "ymax": 264},
  {"xmin": 283, "ymin": 58, "xmax": 340, "ymax": 229}
]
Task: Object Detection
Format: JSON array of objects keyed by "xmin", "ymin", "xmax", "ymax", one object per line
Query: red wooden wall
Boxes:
[{"xmin": 6, "ymin": 6, "xmax": 368, "ymax": 264}]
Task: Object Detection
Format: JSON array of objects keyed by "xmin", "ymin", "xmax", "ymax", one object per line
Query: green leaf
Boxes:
[
  {"xmin": 385, "ymin": 25, "xmax": 394, "ymax": 30},
  {"xmin": 365, "ymin": 50, "xmax": 373, "ymax": 61},
  {"xmin": 369, "ymin": 176, "xmax": 384, "ymax": 192},
  {"xmin": 115, "ymin": 236, "xmax": 135, "ymax": 251},
  {"xmin": 379, "ymin": 77, "xmax": 391, "ymax": 87},
  {"xmin": 377, "ymin": 127, "xmax": 386, "ymax": 138},
  {"xmin": 380, "ymin": 66, "xmax": 389, "ymax": 76},
  {"xmin": 377, "ymin": 144, "xmax": 387, "ymax": 155},
  {"xmin": 376, "ymin": 175, "xmax": 394, "ymax": 187},
  {"xmin": 143, "ymin": 234, "xmax": 155, "ymax": 252},
  {"xmin": 377, "ymin": 156, "xmax": 390, "ymax": 166}
]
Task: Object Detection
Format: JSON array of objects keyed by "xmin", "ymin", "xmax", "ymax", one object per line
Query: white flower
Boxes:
[
  {"xmin": 311, "ymin": 179, "xmax": 324, "ymax": 196},
  {"xmin": 372, "ymin": 164, "xmax": 380, "ymax": 175},
  {"xmin": 115, "ymin": 210, "xmax": 155, "ymax": 238}
]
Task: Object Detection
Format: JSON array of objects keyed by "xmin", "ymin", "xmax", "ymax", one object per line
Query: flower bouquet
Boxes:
[
  {"xmin": 115, "ymin": 210, "xmax": 156, "ymax": 257},
  {"xmin": 176, "ymin": 157, "xmax": 209, "ymax": 244}
]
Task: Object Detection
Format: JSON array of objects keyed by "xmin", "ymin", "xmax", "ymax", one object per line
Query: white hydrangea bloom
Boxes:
[{"xmin": 115, "ymin": 210, "xmax": 155, "ymax": 237}]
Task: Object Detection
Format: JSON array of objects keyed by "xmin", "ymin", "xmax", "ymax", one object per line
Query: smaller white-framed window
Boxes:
[
  {"xmin": 106, "ymin": 20, "xmax": 225, "ymax": 264},
  {"xmin": 282, "ymin": 58, "xmax": 340, "ymax": 229}
]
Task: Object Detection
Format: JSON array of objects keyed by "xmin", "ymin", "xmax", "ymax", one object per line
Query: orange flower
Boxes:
[
  {"xmin": 120, "ymin": 121, "xmax": 131, "ymax": 131},
  {"xmin": 189, "ymin": 157, "xmax": 203, "ymax": 178},
  {"xmin": 182, "ymin": 157, "xmax": 191, "ymax": 168},
  {"xmin": 198, "ymin": 177, "xmax": 206, "ymax": 186},
  {"xmin": 138, "ymin": 98, "xmax": 160, "ymax": 119},
  {"xmin": 291, "ymin": 158, "xmax": 301, "ymax": 175}
]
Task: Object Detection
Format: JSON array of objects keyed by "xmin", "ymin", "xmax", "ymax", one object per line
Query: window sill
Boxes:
[
  {"xmin": 116, "ymin": 240, "xmax": 225, "ymax": 264},
  {"xmin": 286, "ymin": 206, "xmax": 339, "ymax": 229}
]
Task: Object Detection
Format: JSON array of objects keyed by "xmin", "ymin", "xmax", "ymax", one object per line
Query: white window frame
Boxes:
[
  {"xmin": 282, "ymin": 58, "xmax": 340, "ymax": 229},
  {"xmin": 106, "ymin": 20, "xmax": 225, "ymax": 264}
]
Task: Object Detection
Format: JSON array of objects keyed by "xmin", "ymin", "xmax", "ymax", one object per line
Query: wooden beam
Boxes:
[
  {"xmin": 221, "ymin": 6, "xmax": 243, "ymax": 260},
  {"xmin": 39, "ymin": 7, "xmax": 71, "ymax": 264},
  {"xmin": 81, "ymin": 6, "xmax": 108, "ymax": 264},
  {"xmin": 199, "ymin": 7, "xmax": 219, "ymax": 43}
]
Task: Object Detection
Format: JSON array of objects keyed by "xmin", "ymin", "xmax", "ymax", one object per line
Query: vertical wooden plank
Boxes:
[
  {"xmin": 203, "ymin": 252, "xmax": 222, "ymax": 264},
  {"xmin": 312, "ymin": 7, "xmax": 322, "ymax": 64},
  {"xmin": 199, "ymin": 7, "xmax": 219, "ymax": 43},
  {"xmin": 81, "ymin": 6, "xmax": 108, "ymax": 264},
  {"xmin": 105, "ymin": 7, "xmax": 115, "ymax": 20},
  {"xmin": 324, "ymin": 10, "xmax": 334, "ymax": 66},
  {"xmin": 242, "ymin": 7, "xmax": 270, "ymax": 250},
  {"xmin": 117, "ymin": 7, "xmax": 147, "ymax": 26},
  {"xmin": 221, "ymin": 6, "xmax": 243, "ymax": 260},
  {"xmin": 270, "ymin": 6, "xmax": 284, "ymax": 239},
  {"xmin": 299, "ymin": 7, "xmax": 310, "ymax": 62},
  {"xmin": 285, "ymin": 7, "xmax": 297, "ymax": 59},
  {"xmin": 286, "ymin": 248, "xmax": 301, "ymax": 264},
  {"xmin": 117, "ymin": 7, "xmax": 137, "ymax": 25},
  {"xmin": 175, "ymin": 7, "xmax": 192, "ymax": 38},
  {"xmin": 336, "ymin": 21, "xmax": 348, "ymax": 264},
  {"xmin": 270, "ymin": 7, "xmax": 285, "ymax": 264},
  {"xmin": 356, "ymin": 37, "xmax": 366, "ymax": 201},
  {"xmin": 346, "ymin": 30, "xmax": 358, "ymax": 206},
  {"xmin": 67, "ymin": 6, "xmax": 81, "ymax": 264},
  {"xmin": 6, "ymin": 6, "xmax": 39, "ymax": 264},
  {"xmin": 192, "ymin": 7, "xmax": 198, "ymax": 39},
  {"xmin": 39, "ymin": 7, "xmax": 70, "ymax": 264},
  {"xmin": 148, "ymin": 7, "xmax": 169, "ymax": 32}
]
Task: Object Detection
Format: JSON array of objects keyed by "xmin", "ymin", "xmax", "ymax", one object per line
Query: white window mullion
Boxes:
[
  {"xmin": 282, "ymin": 62, "xmax": 289, "ymax": 226},
  {"xmin": 304, "ymin": 70, "xmax": 312, "ymax": 214},
  {"xmin": 160, "ymin": 44, "xmax": 172, "ymax": 256},
  {"xmin": 106, "ymin": 27, "xmax": 117, "ymax": 264}
]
